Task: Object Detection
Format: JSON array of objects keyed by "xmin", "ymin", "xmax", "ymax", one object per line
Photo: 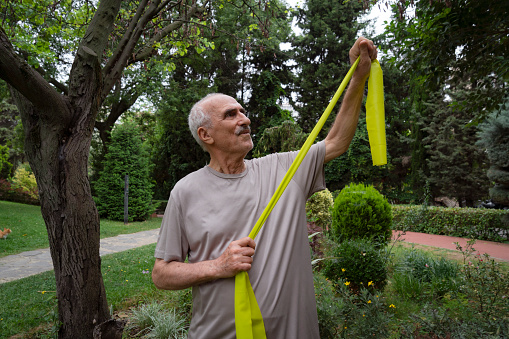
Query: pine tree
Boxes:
[
  {"xmin": 420, "ymin": 90, "xmax": 490, "ymax": 206},
  {"xmin": 477, "ymin": 101, "xmax": 509, "ymax": 208},
  {"xmin": 291, "ymin": 0, "xmax": 365, "ymax": 136},
  {"xmin": 94, "ymin": 122, "xmax": 154, "ymax": 221}
]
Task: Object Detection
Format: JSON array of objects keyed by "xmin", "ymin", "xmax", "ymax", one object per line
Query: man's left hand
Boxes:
[{"xmin": 349, "ymin": 37, "xmax": 378, "ymax": 82}]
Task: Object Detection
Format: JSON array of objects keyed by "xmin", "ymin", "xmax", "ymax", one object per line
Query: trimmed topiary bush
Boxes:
[
  {"xmin": 330, "ymin": 183, "xmax": 392, "ymax": 245},
  {"xmin": 322, "ymin": 238, "xmax": 388, "ymax": 292}
]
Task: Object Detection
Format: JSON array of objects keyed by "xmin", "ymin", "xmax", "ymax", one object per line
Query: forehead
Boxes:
[{"xmin": 202, "ymin": 95, "xmax": 243, "ymax": 116}]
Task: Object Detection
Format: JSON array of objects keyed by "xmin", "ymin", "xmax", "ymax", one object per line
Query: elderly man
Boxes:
[{"xmin": 152, "ymin": 37, "xmax": 378, "ymax": 338}]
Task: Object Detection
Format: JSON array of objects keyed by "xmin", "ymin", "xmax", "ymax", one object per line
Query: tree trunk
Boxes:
[{"xmin": 11, "ymin": 90, "xmax": 113, "ymax": 338}]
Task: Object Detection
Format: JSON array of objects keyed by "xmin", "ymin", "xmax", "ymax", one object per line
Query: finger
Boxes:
[{"xmin": 237, "ymin": 236, "xmax": 256, "ymax": 249}]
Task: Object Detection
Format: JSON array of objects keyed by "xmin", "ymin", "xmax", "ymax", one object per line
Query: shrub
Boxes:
[
  {"xmin": 0, "ymin": 144, "xmax": 13, "ymax": 179},
  {"xmin": 306, "ymin": 189, "xmax": 333, "ymax": 230},
  {"xmin": 0, "ymin": 179, "xmax": 40, "ymax": 205},
  {"xmin": 314, "ymin": 273, "xmax": 394, "ymax": 339},
  {"xmin": 330, "ymin": 183, "xmax": 392, "ymax": 244},
  {"xmin": 11, "ymin": 164, "xmax": 38, "ymax": 199},
  {"xmin": 127, "ymin": 302, "xmax": 187, "ymax": 339},
  {"xmin": 94, "ymin": 122, "xmax": 154, "ymax": 222},
  {"xmin": 392, "ymin": 204, "xmax": 509, "ymax": 241},
  {"xmin": 0, "ymin": 163, "xmax": 39, "ymax": 205},
  {"xmin": 322, "ymin": 238, "xmax": 388, "ymax": 292}
]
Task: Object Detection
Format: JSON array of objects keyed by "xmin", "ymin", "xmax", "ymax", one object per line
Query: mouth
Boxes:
[{"xmin": 236, "ymin": 126, "xmax": 251, "ymax": 136}]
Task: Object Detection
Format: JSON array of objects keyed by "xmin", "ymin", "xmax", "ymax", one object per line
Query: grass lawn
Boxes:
[
  {"xmin": 0, "ymin": 244, "xmax": 189, "ymax": 338},
  {"xmin": 0, "ymin": 200, "xmax": 162, "ymax": 258}
]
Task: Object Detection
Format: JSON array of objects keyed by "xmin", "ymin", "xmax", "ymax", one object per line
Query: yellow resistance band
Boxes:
[{"xmin": 234, "ymin": 58, "xmax": 386, "ymax": 339}]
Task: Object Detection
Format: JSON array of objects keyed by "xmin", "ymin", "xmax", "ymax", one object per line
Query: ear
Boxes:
[{"xmin": 198, "ymin": 126, "xmax": 214, "ymax": 145}]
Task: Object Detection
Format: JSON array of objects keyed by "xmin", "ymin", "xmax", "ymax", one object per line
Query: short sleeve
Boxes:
[{"xmin": 154, "ymin": 193, "xmax": 189, "ymax": 262}]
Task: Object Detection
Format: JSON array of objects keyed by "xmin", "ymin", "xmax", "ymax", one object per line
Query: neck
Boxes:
[{"xmin": 208, "ymin": 155, "xmax": 246, "ymax": 174}]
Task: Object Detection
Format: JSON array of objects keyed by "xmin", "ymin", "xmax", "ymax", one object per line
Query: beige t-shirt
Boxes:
[{"xmin": 155, "ymin": 141, "xmax": 326, "ymax": 339}]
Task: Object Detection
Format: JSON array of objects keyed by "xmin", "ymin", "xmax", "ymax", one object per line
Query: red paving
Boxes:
[{"xmin": 393, "ymin": 230, "xmax": 509, "ymax": 262}]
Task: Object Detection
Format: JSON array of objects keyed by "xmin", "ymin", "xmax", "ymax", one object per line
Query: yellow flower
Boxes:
[
  {"xmin": 389, "ymin": 304, "xmax": 396, "ymax": 308},
  {"xmin": 368, "ymin": 281, "xmax": 373, "ymax": 286},
  {"xmin": 341, "ymin": 268, "xmax": 346, "ymax": 272},
  {"xmin": 367, "ymin": 300, "xmax": 371, "ymax": 304},
  {"xmin": 344, "ymin": 281, "xmax": 350, "ymax": 286}
]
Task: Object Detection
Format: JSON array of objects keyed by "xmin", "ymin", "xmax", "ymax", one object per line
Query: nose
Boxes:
[{"xmin": 239, "ymin": 112, "xmax": 251, "ymax": 126}]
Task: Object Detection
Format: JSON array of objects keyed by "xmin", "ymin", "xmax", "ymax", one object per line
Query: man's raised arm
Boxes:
[{"xmin": 324, "ymin": 37, "xmax": 378, "ymax": 163}]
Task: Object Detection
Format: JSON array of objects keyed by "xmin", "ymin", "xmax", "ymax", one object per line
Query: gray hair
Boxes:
[{"xmin": 188, "ymin": 93, "xmax": 225, "ymax": 151}]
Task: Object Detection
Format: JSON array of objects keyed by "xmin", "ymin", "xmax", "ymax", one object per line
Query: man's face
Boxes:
[{"xmin": 201, "ymin": 95, "xmax": 253, "ymax": 156}]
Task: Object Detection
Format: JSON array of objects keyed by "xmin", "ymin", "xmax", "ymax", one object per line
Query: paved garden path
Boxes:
[
  {"xmin": 0, "ymin": 229, "xmax": 160, "ymax": 284},
  {"xmin": 1, "ymin": 229, "xmax": 507, "ymax": 284},
  {"xmin": 393, "ymin": 230, "xmax": 509, "ymax": 262}
]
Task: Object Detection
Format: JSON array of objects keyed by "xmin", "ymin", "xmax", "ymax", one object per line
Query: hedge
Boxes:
[
  {"xmin": 0, "ymin": 179, "xmax": 40, "ymax": 205},
  {"xmin": 392, "ymin": 205, "xmax": 509, "ymax": 242}
]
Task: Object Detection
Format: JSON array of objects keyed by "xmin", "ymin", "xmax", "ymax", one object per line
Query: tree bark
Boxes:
[{"xmin": 1, "ymin": 1, "xmax": 122, "ymax": 336}]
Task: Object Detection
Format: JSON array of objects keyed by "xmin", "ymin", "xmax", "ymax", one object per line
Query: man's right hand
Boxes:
[
  {"xmin": 152, "ymin": 237, "xmax": 256, "ymax": 290},
  {"xmin": 215, "ymin": 237, "xmax": 256, "ymax": 278}
]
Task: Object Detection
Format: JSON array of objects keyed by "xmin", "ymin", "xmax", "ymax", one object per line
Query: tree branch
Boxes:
[
  {"xmin": 34, "ymin": 65, "xmax": 69, "ymax": 95},
  {"xmin": 101, "ymin": 0, "xmax": 161, "ymax": 100},
  {"xmin": 69, "ymin": 0, "xmax": 121, "ymax": 97},
  {"xmin": 101, "ymin": 1, "xmax": 207, "ymax": 100},
  {"xmin": 132, "ymin": 2, "xmax": 207, "ymax": 63},
  {"xmin": 0, "ymin": 27, "xmax": 70, "ymax": 122}
]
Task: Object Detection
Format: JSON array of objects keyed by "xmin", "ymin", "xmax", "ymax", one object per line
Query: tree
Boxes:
[
  {"xmin": 94, "ymin": 122, "xmax": 153, "ymax": 221},
  {"xmin": 384, "ymin": 0, "xmax": 509, "ymax": 123},
  {"xmin": 291, "ymin": 0, "xmax": 366, "ymax": 136},
  {"xmin": 150, "ymin": 78, "xmax": 211, "ymax": 198},
  {"xmin": 253, "ymin": 119, "xmax": 308, "ymax": 157},
  {"xmin": 477, "ymin": 102, "xmax": 509, "ymax": 208},
  {"xmin": 420, "ymin": 89, "xmax": 490, "ymax": 206},
  {"xmin": 0, "ymin": 0, "xmax": 282, "ymax": 337}
]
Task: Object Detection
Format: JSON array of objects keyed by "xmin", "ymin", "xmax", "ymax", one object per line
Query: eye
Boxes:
[{"xmin": 224, "ymin": 110, "xmax": 236, "ymax": 119}]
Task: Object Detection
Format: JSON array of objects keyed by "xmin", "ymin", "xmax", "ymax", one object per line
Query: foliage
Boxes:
[
  {"xmin": 148, "ymin": 79, "xmax": 211, "ymax": 199},
  {"xmin": 456, "ymin": 239, "xmax": 509, "ymax": 320},
  {"xmin": 314, "ymin": 273, "xmax": 394, "ymax": 339},
  {"xmin": 127, "ymin": 302, "xmax": 187, "ymax": 339},
  {"xmin": 330, "ymin": 183, "xmax": 393, "ymax": 244},
  {"xmin": 384, "ymin": 0, "xmax": 509, "ymax": 123},
  {"xmin": 291, "ymin": 0, "xmax": 366, "ymax": 137},
  {"xmin": 94, "ymin": 122, "xmax": 154, "ymax": 222},
  {"xmin": 10, "ymin": 163, "xmax": 38, "ymax": 199},
  {"xmin": 419, "ymin": 89, "xmax": 490, "ymax": 206},
  {"xmin": 322, "ymin": 238, "xmax": 389, "ymax": 292},
  {"xmin": 324, "ymin": 117, "xmax": 390, "ymax": 192},
  {"xmin": 0, "ymin": 144, "xmax": 12, "ymax": 179},
  {"xmin": 393, "ymin": 247, "xmax": 459, "ymax": 301},
  {"xmin": 0, "ymin": 0, "xmax": 292, "ymax": 336},
  {"xmin": 0, "ymin": 174, "xmax": 39, "ymax": 206},
  {"xmin": 392, "ymin": 205, "xmax": 509, "ymax": 242},
  {"xmin": 477, "ymin": 103, "xmax": 509, "ymax": 208},
  {"xmin": 252, "ymin": 119, "xmax": 307, "ymax": 157},
  {"xmin": 306, "ymin": 189, "xmax": 333, "ymax": 230},
  {"xmin": 477, "ymin": 104, "xmax": 509, "ymax": 169}
]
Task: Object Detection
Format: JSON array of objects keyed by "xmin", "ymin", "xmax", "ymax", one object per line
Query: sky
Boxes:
[{"xmin": 284, "ymin": 0, "xmax": 393, "ymax": 37}]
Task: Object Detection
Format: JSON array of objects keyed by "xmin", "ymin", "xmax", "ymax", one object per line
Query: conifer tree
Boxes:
[
  {"xmin": 94, "ymin": 122, "xmax": 153, "ymax": 221},
  {"xmin": 420, "ymin": 89, "xmax": 489, "ymax": 206},
  {"xmin": 477, "ymin": 101, "xmax": 509, "ymax": 209},
  {"xmin": 291, "ymin": 0, "xmax": 365, "ymax": 136}
]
